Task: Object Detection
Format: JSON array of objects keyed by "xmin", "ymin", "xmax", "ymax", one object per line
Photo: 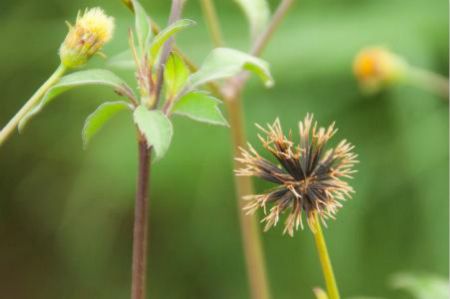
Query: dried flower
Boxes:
[
  {"xmin": 235, "ymin": 115, "xmax": 358, "ymax": 236},
  {"xmin": 353, "ymin": 47, "xmax": 407, "ymax": 94},
  {"xmin": 59, "ymin": 7, "xmax": 115, "ymax": 68}
]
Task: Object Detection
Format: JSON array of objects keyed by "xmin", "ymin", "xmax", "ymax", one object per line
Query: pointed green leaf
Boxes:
[
  {"xmin": 132, "ymin": 0, "xmax": 152, "ymax": 52},
  {"xmin": 150, "ymin": 19, "xmax": 195, "ymax": 60},
  {"xmin": 82, "ymin": 101, "xmax": 131, "ymax": 149},
  {"xmin": 108, "ymin": 49, "xmax": 135, "ymax": 69},
  {"xmin": 172, "ymin": 92, "xmax": 228, "ymax": 126},
  {"xmin": 189, "ymin": 48, "xmax": 274, "ymax": 89},
  {"xmin": 19, "ymin": 69, "xmax": 133, "ymax": 131},
  {"xmin": 234, "ymin": 0, "xmax": 270, "ymax": 40},
  {"xmin": 133, "ymin": 106, "xmax": 173, "ymax": 161},
  {"xmin": 164, "ymin": 52, "xmax": 190, "ymax": 99}
]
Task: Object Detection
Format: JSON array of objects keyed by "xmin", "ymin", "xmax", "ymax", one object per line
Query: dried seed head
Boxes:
[
  {"xmin": 236, "ymin": 114, "xmax": 358, "ymax": 236},
  {"xmin": 59, "ymin": 7, "xmax": 114, "ymax": 68},
  {"xmin": 353, "ymin": 47, "xmax": 407, "ymax": 94}
]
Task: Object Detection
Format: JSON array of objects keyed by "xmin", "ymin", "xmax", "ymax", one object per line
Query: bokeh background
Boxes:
[{"xmin": 0, "ymin": 0, "xmax": 448, "ymax": 298}]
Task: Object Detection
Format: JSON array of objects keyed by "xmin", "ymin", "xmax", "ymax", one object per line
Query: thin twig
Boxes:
[
  {"xmin": 222, "ymin": 0, "xmax": 295, "ymax": 99},
  {"xmin": 250, "ymin": 0, "xmax": 295, "ymax": 57},
  {"xmin": 200, "ymin": 0, "xmax": 225, "ymax": 47},
  {"xmin": 225, "ymin": 95, "xmax": 272, "ymax": 299},
  {"xmin": 407, "ymin": 66, "xmax": 449, "ymax": 99},
  {"xmin": 199, "ymin": 1, "xmax": 295, "ymax": 299}
]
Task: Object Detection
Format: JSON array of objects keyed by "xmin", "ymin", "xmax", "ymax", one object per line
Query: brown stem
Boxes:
[
  {"xmin": 200, "ymin": 0, "xmax": 225, "ymax": 47},
  {"xmin": 250, "ymin": 0, "xmax": 295, "ymax": 57},
  {"xmin": 131, "ymin": 137, "xmax": 151, "ymax": 299},
  {"xmin": 225, "ymin": 95, "xmax": 271, "ymax": 299}
]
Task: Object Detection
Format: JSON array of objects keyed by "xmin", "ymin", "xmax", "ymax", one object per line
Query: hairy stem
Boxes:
[
  {"xmin": 0, "ymin": 64, "xmax": 66, "ymax": 146},
  {"xmin": 200, "ymin": 0, "xmax": 225, "ymax": 47},
  {"xmin": 131, "ymin": 138, "xmax": 151, "ymax": 299},
  {"xmin": 226, "ymin": 95, "xmax": 271, "ymax": 299},
  {"xmin": 407, "ymin": 66, "xmax": 449, "ymax": 99},
  {"xmin": 312, "ymin": 214, "xmax": 340, "ymax": 299}
]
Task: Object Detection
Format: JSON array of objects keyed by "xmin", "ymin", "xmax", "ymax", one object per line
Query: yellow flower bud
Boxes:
[
  {"xmin": 353, "ymin": 47, "xmax": 407, "ymax": 94},
  {"xmin": 59, "ymin": 7, "xmax": 115, "ymax": 68}
]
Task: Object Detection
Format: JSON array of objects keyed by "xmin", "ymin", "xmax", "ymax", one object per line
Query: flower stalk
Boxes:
[
  {"xmin": 311, "ymin": 213, "xmax": 340, "ymax": 299},
  {"xmin": 407, "ymin": 66, "xmax": 449, "ymax": 99},
  {"xmin": 200, "ymin": 1, "xmax": 294, "ymax": 298},
  {"xmin": 0, "ymin": 64, "xmax": 66, "ymax": 146},
  {"xmin": 226, "ymin": 95, "xmax": 271, "ymax": 299}
]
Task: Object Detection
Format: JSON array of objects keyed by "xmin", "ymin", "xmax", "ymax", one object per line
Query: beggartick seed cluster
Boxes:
[{"xmin": 236, "ymin": 114, "xmax": 358, "ymax": 236}]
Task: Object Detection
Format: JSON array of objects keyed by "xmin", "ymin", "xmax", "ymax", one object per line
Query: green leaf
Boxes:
[
  {"xmin": 82, "ymin": 101, "xmax": 131, "ymax": 149},
  {"xmin": 391, "ymin": 273, "xmax": 449, "ymax": 299},
  {"xmin": 164, "ymin": 52, "xmax": 190, "ymax": 99},
  {"xmin": 189, "ymin": 48, "xmax": 274, "ymax": 89},
  {"xmin": 19, "ymin": 69, "xmax": 133, "ymax": 131},
  {"xmin": 234, "ymin": 0, "xmax": 270, "ymax": 40},
  {"xmin": 172, "ymin": 92, "xmax": 228, "ymax": 126},
  {"xmin": 108, "ymin": 50, "xmax": 134, "ymax": 69},
  {"xmin": 133, "ymin": 106, "xmax": 173, "ymax": 161},
  {"xmin": 313, "ymin": 288, "xmax": 328, "ymax": 299},
  {"xmin": 132, "ymin": 0, "xmax": 152, "ymax": 52},
  {"xmin": 150, "ymin": 19, "xmax": 195, "ymax": 60}
]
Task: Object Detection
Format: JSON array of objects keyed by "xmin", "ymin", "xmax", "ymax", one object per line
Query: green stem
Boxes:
[
  {"xmin": 0, "ymin": 64, "xmax": 66, "ymax": 146},
  {"xmin": 226, "ymin": 96, "xmax": 271, "ymax": 299},
  {"xmin": 407, "ymin": 66, "xmax": 449, "ymax": 99},
  {"xmin": 312, "ymin": 213, "xmax": 340, "ymax": 299}
]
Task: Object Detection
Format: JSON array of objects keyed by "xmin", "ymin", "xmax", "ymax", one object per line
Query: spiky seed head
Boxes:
[
  {"xmin": 235, "ymin": 114, "xmax": 358, "ymax": 236},
  {"xmin": 353, "ymin": 47, "xmax": 407, "ymax": 94},
  {"xmin": 59, "ymin": 7, "xmax": 114, "ymax": 68}
]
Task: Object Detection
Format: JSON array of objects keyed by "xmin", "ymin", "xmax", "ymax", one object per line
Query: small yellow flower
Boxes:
[
  {"xmin": 59, "ymin": 7, "xmax": 115, "ymax": 68},
  {"xmin": 353, "ymin": 47, "xmax": 407, "ymax": 93}
]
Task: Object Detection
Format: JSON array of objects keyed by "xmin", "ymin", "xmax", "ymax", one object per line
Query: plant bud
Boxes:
[
  {"xmin": 59, "ymin": 7, "xmax": 115, "ymax": 68},
  {"xmin": 353, "ymin": 47, "xmax": 407, "ymax": 94}
]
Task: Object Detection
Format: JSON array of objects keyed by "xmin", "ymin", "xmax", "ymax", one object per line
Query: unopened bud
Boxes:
[
  {"xmin": 59, "ymin": 7, "xmax": 115, "ymax": 68},
  {"xmin": 353, "ymin": 47, "xmax": 407, "ymax": 93}
]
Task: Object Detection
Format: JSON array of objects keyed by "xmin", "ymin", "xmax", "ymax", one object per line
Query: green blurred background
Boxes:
[{"xmin": 0, "ymin": 0, "xmax": 448, "ymax": 298}]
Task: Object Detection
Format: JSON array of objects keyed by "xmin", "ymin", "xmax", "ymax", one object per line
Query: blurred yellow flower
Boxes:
[
  {"xmin": 353, "ymin": 47, "xmax": 407, "ymax": 94},
  {"xmin": 59, "ymin": 7, "xmax": 115, "ymax": 68}
]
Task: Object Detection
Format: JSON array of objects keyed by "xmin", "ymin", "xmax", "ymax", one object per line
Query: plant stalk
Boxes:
[
  {"xmin": 131, "ymin": 137, "xmax": 151, "ymax": 299},
  {"xmin": 407, "ymin": 66, "xmax": 449, "ymax": 99},
  {"xmin": 200, "ymin": 1, "xmax": 295, "ymax": 298},
  {"xmin": 311, "ymin": 213, "xmax": 340, "ymax": 299},
  {"xmin": 0, "ymin": 64, "xmax": 66, "ymax": 146},
  {"xmin": 200, "ymin": 0, "xmax": 225, "ymax": 47},
  {"xmin": 225, "ymin": 95, "xmax": 271, "ymax": 299}
]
